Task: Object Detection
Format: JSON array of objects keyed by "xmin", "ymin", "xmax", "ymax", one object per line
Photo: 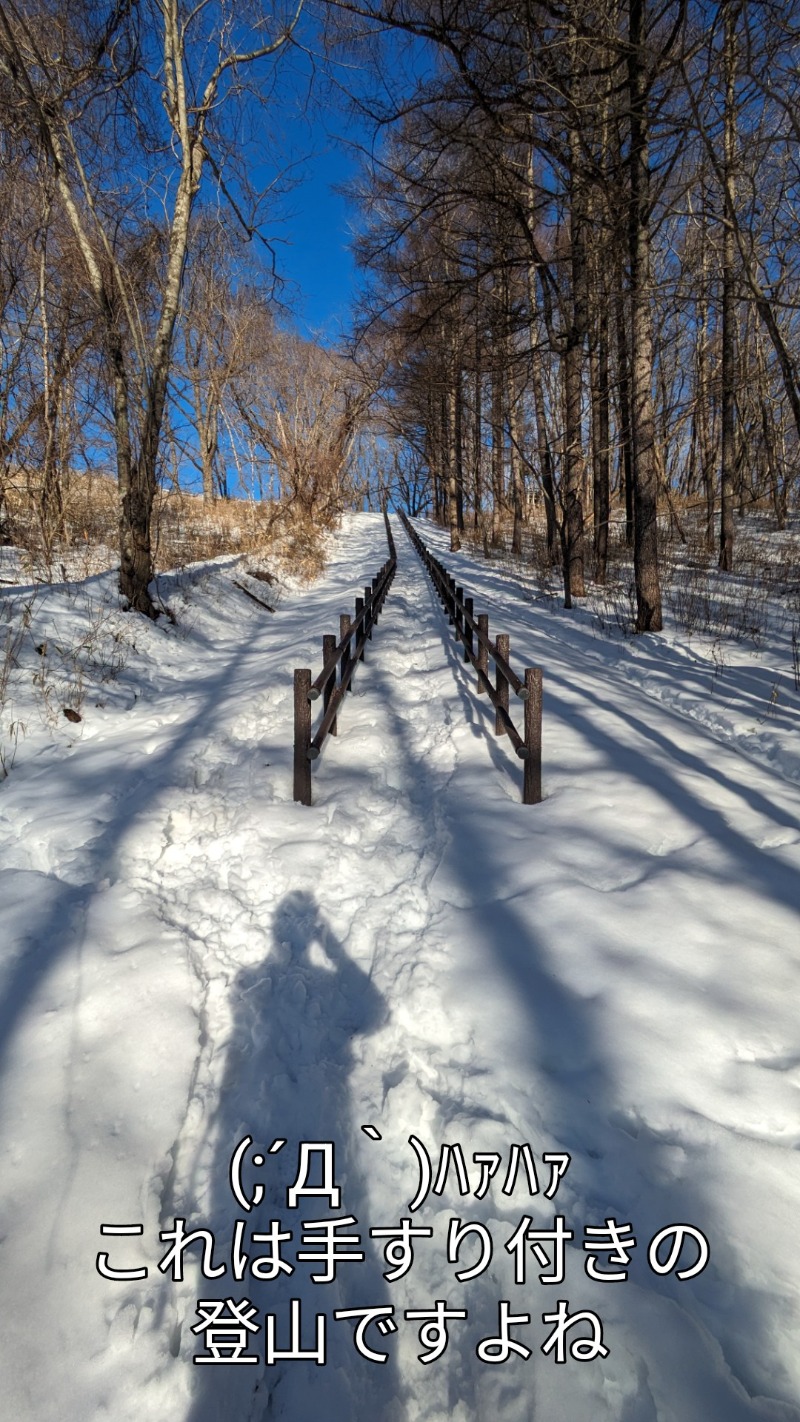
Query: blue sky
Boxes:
[
  {"xmin": 253, "ymin": 23, "xmax": 381, "ymax": 347},
  {"xmin": 274, "ymin": 129, "xmax": 362, "ymax": 341},
  {"xmin": 252, "ymin": 20, "xmax": 432, "ymax": 346}
]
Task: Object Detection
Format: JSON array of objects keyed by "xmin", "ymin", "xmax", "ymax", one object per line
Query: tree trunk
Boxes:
[
  {"xmin": 447, "ymin": 380, "xmax": 461, "ymax": 551},
  {"xmin": 508, "ymin": 357, "xmax": 524, "ymax": 555},
  {"xmin": 454, "ymin": 364, "xmax": 464, "ymax": 533},
  {"xmin": 473, "ymin": 319, "xmax": 483, "ymax": 526},
  {"xmin": 530, "ymin": 313, "xmax": 559, "ymax": 564},
  {"xmin": 490, "ymin": 343, "xmax": 504, "ymax": 546},
  {"xmin": 696, "ymin": 245, "xmax": 716, "ymax": 551},
  {"xmin": 590, "ymin": 299, "xmax": 610, "ymax": 585},
  {"xmin": 628, "ymin": 0, "xmax": 663, "ymax": 632},
  {"xmin": 563, "ymin": 90, "xmax": 587, "ymax": 599},
  {"xmin": 719, "ymin": 0, "xmax": 738, "ymax": 572},
  {"xmin": 614, "ymin": 279, "xmax": 635, "ymax": 549}
]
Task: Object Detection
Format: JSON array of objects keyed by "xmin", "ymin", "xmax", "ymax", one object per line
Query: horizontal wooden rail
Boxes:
[
  {"xmin": 294, "ymin": 517, "xmax": 397, "ymax": 804},
  {"xmin": 400, "ymin": 512, "xmax": 543, "ymax": 804}
]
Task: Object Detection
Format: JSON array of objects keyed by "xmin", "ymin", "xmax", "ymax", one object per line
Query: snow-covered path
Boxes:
[{"xmin": 1, "ymin": 513, "xmax": 798, "ymax": 1422}]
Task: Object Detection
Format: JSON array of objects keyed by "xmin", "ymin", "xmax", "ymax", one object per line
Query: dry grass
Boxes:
[
  {"xmin": 152, "ymin": 486, "xmax": 279, "ymax": 570},
  {"xmin": 2, "ymin": 473, "xmax": 334, "ymax": 584}
]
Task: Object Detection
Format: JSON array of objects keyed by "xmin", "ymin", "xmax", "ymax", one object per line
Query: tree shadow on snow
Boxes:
[
  {"xmin": 360, "ymin": 551, "xmax": 800, "ymax": 1422},
  {"xmin": 0, "ymin": 631, "xmax": 264, "ymax": 1081}
]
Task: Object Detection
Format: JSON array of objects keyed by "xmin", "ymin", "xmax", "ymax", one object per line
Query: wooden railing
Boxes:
[
  {"xmin": 293, "ymin": 512, "xmax": 397, "ymax": 804},
  {"xmin": 400, "ymin": 512, "xmax": 543, "ymax": 804}
]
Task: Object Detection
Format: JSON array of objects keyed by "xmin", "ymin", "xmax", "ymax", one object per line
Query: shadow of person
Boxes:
[
  {"xmin": 184, "ymin": 891, "xmax": 406, "ymax": 1422},
  {"xmin": 265, "ymin": 891, "xmax": 387, "ymax": 1100}
]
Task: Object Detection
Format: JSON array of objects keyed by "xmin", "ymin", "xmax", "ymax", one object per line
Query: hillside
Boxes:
[{"xmin": 0, "ymin": 512, "xmax": 798, "ymax": 1422}]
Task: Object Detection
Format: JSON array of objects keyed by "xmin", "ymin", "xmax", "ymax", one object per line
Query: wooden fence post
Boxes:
[
  {"xmin": 355, "ymin": 596, "xmax": 365, "ymax": 660},
  {"xmin": 399, "ymin": 514, "xmax": 544, "ymax": 808},
  {"xmin": 365, "ymin": 585, "xmax": 373, "ymax": 639},
  {"xmin": 323, "ymin": 634, "xmax": 337, "ymax": 736},
  {"xmin": 340, "ymin": 613, "xmax": 351, "ymax": 692},
  {"xmin": 293, "ymin": 668, "xmax": 312, "ymax": 805},
  {"xmin": 455, "ymin": 586, "xmax": 464, "ymax": 646},
  {"xmin": 477, "ymin": 613, "xmax": 489, "ymax": 694},
  {"xmin": 464, "ymin": 596, "xmax": 474, "ymax": 662},
  {"xmin": 496, "ymin": 633, "xmax": 509, "ymax": 735},
  {"xmin": 523, "ymin": 667, "xmax": 543, "ymax": 805}
]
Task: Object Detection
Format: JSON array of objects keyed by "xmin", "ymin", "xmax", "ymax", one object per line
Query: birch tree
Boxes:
[{"xmin": 0, "ymin": 0, "xmax": 303, "ymax": 614}]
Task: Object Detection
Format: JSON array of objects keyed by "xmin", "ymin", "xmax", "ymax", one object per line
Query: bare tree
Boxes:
[
  {"xmin": 0, "ymin": 0, "xmax": 303, "ymax": 613},
  {"xmin": 231, "ymin": 324, "xmax": 368, "ymax": 521}
]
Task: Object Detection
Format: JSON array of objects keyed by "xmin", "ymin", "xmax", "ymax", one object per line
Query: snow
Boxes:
[{"xmin": 0, "ymin": 511, "xmax": 798, "ymax": 1421}]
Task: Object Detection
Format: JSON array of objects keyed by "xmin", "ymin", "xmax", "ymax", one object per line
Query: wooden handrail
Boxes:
[
  {"xmin": 308, "ymin": 555, "xmax": 395, "ymax": 698},
  {"xmin": 294, "ymin": 519, "xmax": 397, "ymax": 804},
  {"xmin": 400, "ymin": 512, "xmax": 543, "ymax": 804}
]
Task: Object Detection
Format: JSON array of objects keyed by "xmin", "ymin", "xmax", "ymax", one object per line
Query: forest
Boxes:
[{"xmin": 1, "ymin": 0, "xmax": 798, "ymax": 631}]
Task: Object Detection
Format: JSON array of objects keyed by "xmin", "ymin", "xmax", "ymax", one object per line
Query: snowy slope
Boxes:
[{"xmin": 0, "ymin": 512, "xmax": 798, "ymax": 1422}]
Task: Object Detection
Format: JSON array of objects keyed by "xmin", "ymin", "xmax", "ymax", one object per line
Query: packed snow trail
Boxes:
[{"xmin": 0, "ymin": 513, "xmax": 798, "ymax": 1422}]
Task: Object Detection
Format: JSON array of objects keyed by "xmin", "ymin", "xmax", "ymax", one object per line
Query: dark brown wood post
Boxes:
[
  {"xmin": 323, "ymin": 633, "xmax": 337, "ymax": 736},
  {"xmin": 380, "ymin": 565, "xmax": 391, "ymax": 612},
  {"xmin": 523, "ymin": 667, "xmax": 543, "ymax": 805},
  {"xmin": 455, "ymin": 586, "xmax": 464, "ymax": 645},
  {"xmin": 364, "ymin": 585, "xmax": 373, "ymax": 639},
  {"xmin": 355, "ymin": 597, "xmax": 365, "ymax": 660},
  {"xmin": 293, "ymin": 668, "xmax": 312, "ymax": 805},
  {"xmin": 495, "ymin": 633, "xmax": 509, "ymax": 735},
  {"xmin": 340, "ymin": 613, "xmax": 352, "ymax": 692},
  {"xmin": 477, "ymin": 613, "xmax": 489, "ymax": 694},
  {"xmin": 464, "ymin": 596, "xmax": 474, "ymax": 662}
]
